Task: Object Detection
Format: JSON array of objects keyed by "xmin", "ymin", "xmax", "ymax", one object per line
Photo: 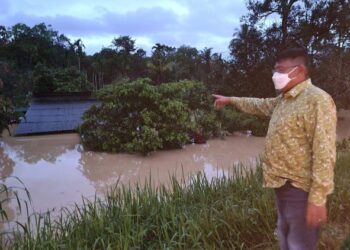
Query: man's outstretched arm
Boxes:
[{"xmin": 212, "ymin": 94, "xmax": 280, "ymax": 118}]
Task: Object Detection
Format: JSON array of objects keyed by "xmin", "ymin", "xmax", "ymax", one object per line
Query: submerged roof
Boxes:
[{"xmin": 15, "ymin": 97, "xmax": 99, "ymax": 136}]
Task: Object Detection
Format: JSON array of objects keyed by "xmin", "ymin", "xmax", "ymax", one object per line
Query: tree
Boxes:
[
  {"xmin": 245, "ymin": 0, "xmax": 300, "ymax": 48},
  {"xmin": 198, "ymin": 47, "xmax": 213, "ymax": 83},
  {"xmin": 148, "ymin": 43, "xmax": 176, "ymax": 84},
  {"xmin": 0, "ymin": 82, "xmax": 19, "ymax": 136},
  {"xmin": 173, "ymin": 46, "xmax": 199, "ymax": 81},
  {"xmin": 0, "ymin": 26, "xmax": 10, "ymax": 47},
  {"xmin": 130, "ymin": 48, "xmax": 148, "ymax": 79},
  {"xmin": 112, "ymin": 36, "xmax": 136, "ymax": 77},
  {"xmin": 70, "ymin": 39, "xmax": 85, "ymax": 72},
  {"xmin": 228, "ymin": 24, "xmax": 275, "ymax": 97},
  {"xmin": 32, "ymin": 63, "xmax": 55, "ymax": 93}
]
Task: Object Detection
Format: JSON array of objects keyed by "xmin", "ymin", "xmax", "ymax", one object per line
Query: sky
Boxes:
[{"xmin": 0, "ymin": 0, "xmax": 247, "ymax": 56}]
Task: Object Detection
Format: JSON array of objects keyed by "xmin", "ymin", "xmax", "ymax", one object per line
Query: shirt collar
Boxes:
[{"xmin": 283, "ymin": 78, "xmax": 312, "ymax": 99}]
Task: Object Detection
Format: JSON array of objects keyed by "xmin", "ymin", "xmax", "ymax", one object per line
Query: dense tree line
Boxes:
[{"xmin": 0, "ymin": 0, "xmax": 349, "ymax": 108}]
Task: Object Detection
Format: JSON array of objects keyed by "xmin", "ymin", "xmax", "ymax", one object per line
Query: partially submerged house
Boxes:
[{"xmin": 15, "ymin": 92, "xmax": 99, "ymax": 136}]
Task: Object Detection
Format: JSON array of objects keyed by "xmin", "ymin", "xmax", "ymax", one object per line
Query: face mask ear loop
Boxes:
[{"xmin": 288, "ymin": 66, "xmax": 298, "ymax": 80}]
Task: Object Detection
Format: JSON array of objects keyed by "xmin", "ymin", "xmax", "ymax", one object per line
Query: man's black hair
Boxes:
[{"xmin": 276, "ymin": 47, "xmax": 309, "ymax": 68}]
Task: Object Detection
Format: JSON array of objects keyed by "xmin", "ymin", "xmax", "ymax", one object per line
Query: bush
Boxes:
[
  {"xmin": 216, "ymin": 107, "xmax": 269, "ymax": 136},
  {"xmin": 80, "ymin": 78, "xmax": 269, "ymax": 153},
  {"xmin": 0, "ymin": 85, "xmax": 19, "ymax": 135},
  {"xmin": 80, "ymin": 79, "xmax": 197, "ymax": 153}
]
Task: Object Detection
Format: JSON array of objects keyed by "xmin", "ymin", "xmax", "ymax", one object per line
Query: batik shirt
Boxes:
[{"xmin": 229, "ymin": 79, "xmax": 337, "ymax": 205}]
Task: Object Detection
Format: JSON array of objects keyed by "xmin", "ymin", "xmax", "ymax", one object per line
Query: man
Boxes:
[{"xmin": 212, "ymin": 48, "xmax": 337, "ymax": 250}]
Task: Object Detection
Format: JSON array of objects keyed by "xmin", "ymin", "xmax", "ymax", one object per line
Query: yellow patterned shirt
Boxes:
[{"xmin": 229, "ymin": 79, "xmax": 337, "ymax": 205}]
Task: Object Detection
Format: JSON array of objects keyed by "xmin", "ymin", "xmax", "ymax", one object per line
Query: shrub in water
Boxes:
[
  {"xmin": 80, "ymin": 79, "xmax": 200, "ymax": 153},
  {"xmin": 79, "ymin": 78, "xmax": 269, "ymax": 153}
]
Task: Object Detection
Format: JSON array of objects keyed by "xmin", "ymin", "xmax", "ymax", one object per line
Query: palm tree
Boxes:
[
  {"xmin": 199, "ymin": 47, "xmax": 212, "ymax": 82},
  {"xmin": 70, "ymin": 39, "xmax": 85, "ymax": 72},
  {"xmin": 148, "ymin": 43, "xmax": 175, "ymax": 84},
  {"xmin": 111, "ymin": 36, "xmax": 136, "ymax": 77}
]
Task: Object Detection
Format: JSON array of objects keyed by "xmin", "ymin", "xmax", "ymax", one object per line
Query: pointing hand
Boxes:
[{"xmin": 212, "ymin": 94, "xmax": 230, "ymax": 109}]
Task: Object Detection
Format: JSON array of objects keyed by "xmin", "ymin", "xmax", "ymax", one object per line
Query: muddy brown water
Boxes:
[{"xmin": 0, "ymin": 109, "xmax": 349, "ymax": 228}]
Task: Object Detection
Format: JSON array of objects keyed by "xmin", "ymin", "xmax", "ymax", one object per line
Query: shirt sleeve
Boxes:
[
  {"xmin": 306, "ymin": 95, "xmax": 337, "ymax": 206},
  {"xmin": 229, "ymin": 96, "xmax": 280, "ymax": 118}
]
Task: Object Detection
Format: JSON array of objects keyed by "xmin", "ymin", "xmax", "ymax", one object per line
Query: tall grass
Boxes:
[
  {"xmin": 4, "ymin": 144, "xmax": 350, "ymax": 249},
  {"xmin": 320, "ymin": 141, "xmax": 350, "ymax": 250},
  {"xmin": 7, "ymin": 164, "xmax": 277, "ymax": 250},
  {"xmin": 0, "ymin": 176, "xmax": 31, "ymax": 248}
]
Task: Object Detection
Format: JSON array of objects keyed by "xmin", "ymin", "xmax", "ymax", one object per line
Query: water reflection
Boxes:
[
  {"xmin": 77, "ymin": 134, "xmax": 265, "ymax": 193},
  {"xmin": 3, "ymin": 133, "xmax": 76, "ymax": 164},
  {"xmin": 0, "ymin": 142, "xmax": 15, "ymax": 177}
]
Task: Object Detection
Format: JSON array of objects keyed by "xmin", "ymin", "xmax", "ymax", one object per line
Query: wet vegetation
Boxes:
[{"xmin": 79, "ymin": 78, "xmax": 268, "ymax": 153}]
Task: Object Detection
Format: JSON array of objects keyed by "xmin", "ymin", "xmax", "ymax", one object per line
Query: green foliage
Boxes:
[
  {"xmin": 158, "ymin": 80, "xmax": 222, "ymax": 140},
  {"xmin": 33, "ymin": 64, "xmax": 92, "ymax": 94},
  {"xmin": 3, "ymin": 8, "xmax": 350, "ymax": 109},
  {"xmin": 217, "ymin": 107, "xmax": 269, "ymax": 136},
  {"xmin": 192, "ymin": 109, "xmax": 222, "ymax": 139},
  {"xmin": 0, "ymin": 97, "xmax": 19, "ymax": 135},
  {"xmin": 326, "ymin": 149, "xmax": 350, "ymax": 249},
  {"xmin": 0, "ymin": 62, "xmax": 33, "ymax": 106},
  {"xmin": 32, "ymin": 63, "xmax": 55, "ymax": 93},
  {"xmin": 328, "ymin": 150, "xmax": 350, "ymax": 224},
  {"xmin": 80, "ymin": 78, "xmax": 269, "ymax": 154},
  {"xmin": 80, "ymin": 79, "xmax": 197, "ymax": 153},
  {"xmin": 53, "ymin": 66, "xmax": 92, "ymax": 92},
  {"xmin": 229, "ymin": 0, "xmax": 350, "ymax": 107}
]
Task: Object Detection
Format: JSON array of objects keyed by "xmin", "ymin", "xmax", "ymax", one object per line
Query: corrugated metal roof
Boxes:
[{"xmin": 15, "ymin": 98, "xmax": 99, "ymax": 136}]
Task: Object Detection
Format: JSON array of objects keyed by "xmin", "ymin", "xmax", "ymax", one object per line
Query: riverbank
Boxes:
[{"xmin": 2, "ymin": 142, "xmax": 350, "ymax": 249}]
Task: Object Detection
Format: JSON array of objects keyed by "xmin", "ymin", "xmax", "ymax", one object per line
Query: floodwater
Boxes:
[
  {"xmin": 0, "ymin": 129, "xmax": 265, "ymax": 226},
  {"xmin": 0, "ymin": 109, "xmax": 349, "ymax": 228}
]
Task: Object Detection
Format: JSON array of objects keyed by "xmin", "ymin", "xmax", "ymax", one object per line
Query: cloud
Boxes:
[
  {"xmin": 3, "ymin": 7, "xmax": 180, "ymax": 36},
  {"xmin": 0, "ymin": 0, "xmax": 247, "ymax": 55},
  {"xmin": 0, "ymin": 0, "xmax": 10, "ymax": 14}
]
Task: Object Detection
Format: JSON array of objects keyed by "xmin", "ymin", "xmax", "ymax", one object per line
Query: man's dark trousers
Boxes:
[{"xmin": 274, "ymin": 181, "xmax": 320, "ymax": 250}]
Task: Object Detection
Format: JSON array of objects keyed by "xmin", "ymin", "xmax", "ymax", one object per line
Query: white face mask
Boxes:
[{"xmin": 272, "ymin": 67, "xmax": 297, "ymax": 90}]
